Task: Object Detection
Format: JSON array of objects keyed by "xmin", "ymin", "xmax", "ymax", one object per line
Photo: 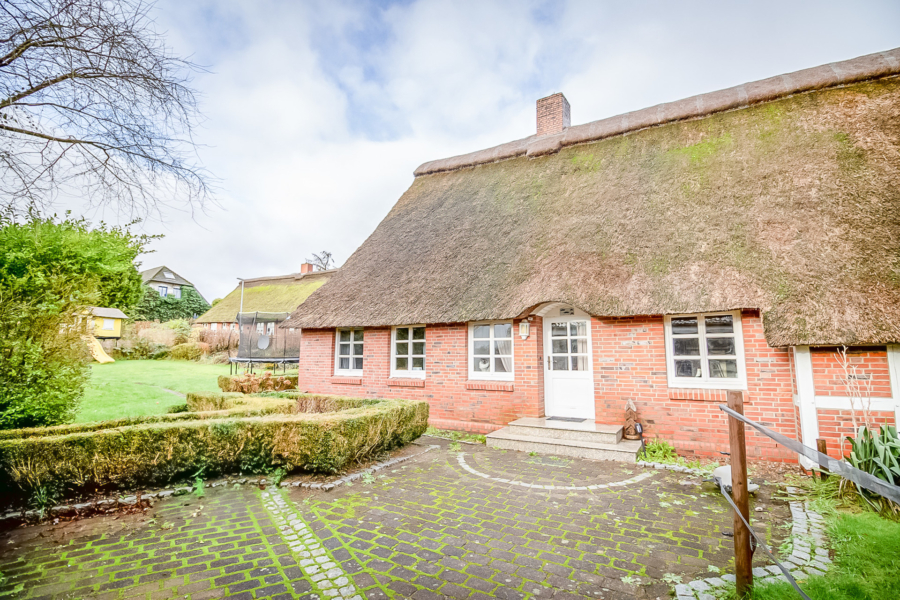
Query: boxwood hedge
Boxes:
[
  {"xmin": 0, "ymin": 393, "xmax": 428, "ymax": 492},
  {"xmin": 217, "ymin": 374, "xmax": 299, "ymax": 393}
]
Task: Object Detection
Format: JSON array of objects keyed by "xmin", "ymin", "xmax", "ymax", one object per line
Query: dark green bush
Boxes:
[
  {"xmin": 0, "ymin": 395, "xmax": 429, "ymax": 491},
  {"xmin": 132, "ymin": 285, "xmax": 210, "ymax": 321}
]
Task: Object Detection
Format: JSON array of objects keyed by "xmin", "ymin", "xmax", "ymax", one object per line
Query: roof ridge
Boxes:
[
  {"xmin": 239, "ymin": 268, "xmax": 338, "ymax": 285},
  {"xmin": 414, "ymin": 47, "xmax": 900, "ymax": 177}
]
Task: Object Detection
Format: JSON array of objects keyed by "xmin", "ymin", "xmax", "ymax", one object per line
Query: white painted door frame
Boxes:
[{"xmin": 542, "ymin": 309, "xmax": 595, "ymax": 420}]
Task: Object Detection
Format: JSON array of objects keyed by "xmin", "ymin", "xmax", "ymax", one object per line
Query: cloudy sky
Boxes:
[{"xmin": 86, "ymin": 0, "xmax": 900, "ymax": 300}]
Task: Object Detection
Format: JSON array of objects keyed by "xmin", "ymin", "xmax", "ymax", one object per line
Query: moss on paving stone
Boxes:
[
  {"xmin": 0, "ymin": 438, "xmax": 791, "ymax": 600},
  {"xmin": 0, "ymin": 487, "xmax": 326, "ymax": 599},
  {"xmin": 296, "ymin": 439, "xmax": 790, "ymax": 599}
]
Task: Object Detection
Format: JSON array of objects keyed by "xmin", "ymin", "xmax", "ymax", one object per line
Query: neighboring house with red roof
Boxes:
[{"xmin": 284, "ymin": 48, "xmax": 900, "ymax": 464}]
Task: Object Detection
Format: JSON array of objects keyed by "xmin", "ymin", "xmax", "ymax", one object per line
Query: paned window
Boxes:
[
  {"xmin": 336, "ymin": 328, "xmax": 364, "ymax": 373},
  {"xmin": 392, "ymin": 326, "xmax": 426, "ymax": 378},
  {"xmin": 102, "ymin": 319, "xmax": 115, "ymax": 331},
  {"xmin": 665, "ymin": 312, "xmax": 746, "ymax": 389},
  {"xmin": 469, "ymin": 322, "xmax": 513, "ymax": 380},
  {"xmin": 174, "ymin": 287, "xmax": 181, "ymax": 299},
  {"xmin": 158, "ymin": 285, "xmax": 167, "ymax": 297},
  {"xmin": 549, "ymin": 320, "xmax": 589, "ymax": 371},
  {"xmin": 211, "ymin": 322, "xmax": 218, "ymax": 331}
]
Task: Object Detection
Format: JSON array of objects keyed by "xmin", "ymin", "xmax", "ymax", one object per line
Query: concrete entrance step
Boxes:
[
  {"xmin": 486, "ymin": 429, "xmax": 642, "ymax": 463},
  {"xmin": 506, "ymin": 417, "xmax": 623, "ymax": 445}
]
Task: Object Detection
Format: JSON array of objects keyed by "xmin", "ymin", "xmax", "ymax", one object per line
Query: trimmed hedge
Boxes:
[
  {"xmin": 0, "ymin": 393, "xmax": 428, "ymax": 491},
  {"xmin": 218, "ymin": 374, "xmax": 298, "ymax": 393}
]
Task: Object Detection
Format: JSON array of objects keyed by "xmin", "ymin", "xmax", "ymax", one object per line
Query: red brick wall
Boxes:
[
  {"xmin": 590, "ymin": 311, "xmax": 797, "ymax": 461},
  {"xmin": 297, "ymin": 312, "xmax": 900, "ymax": 464},
  {"xmin": 296, "ymin": 310, "xmax": 808, "ymax": 461},
  {"xmin": 815, "ymin": 409, "xmax": 897, "ymax": 459},
  {"xmin": 297, "ymin": 319, "xmax": 544, "ymax": 434},
  {"xmin": 811, "ymin": 347, "xmax": 891, "ymax": 397}
]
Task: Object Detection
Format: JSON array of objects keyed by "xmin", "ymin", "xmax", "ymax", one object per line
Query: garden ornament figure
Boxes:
[{"xmin": 623, "ymin": 399, "xmax": 642, "ymax": 440}]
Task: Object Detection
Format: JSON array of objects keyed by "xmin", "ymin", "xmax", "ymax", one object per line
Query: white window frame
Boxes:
[
  {"xmin": 468, "ymin": 321, "xmax": 514, "ymax": 382},
  {"xmin": 664, "ymin": 311, "xmax": 747, "ymax": 390},
  {"xmin": 391, "ymin": 325, "xmax": 427, "ymax": 379},
  {"xmin": 163, "ymin": 271, "xmax": 175, "ymax": 279},
  {"xmin": 211, "ymin": 323, "xmax": 218, "ymax": 331},
  {"xmin": 102, "ymin": 318, "xmax": 115, "ymax": 331},
  {"xmin": 335, "ymin": 328, "xmax": 365, "ymax": 376},
  {"xmin": 266, "ymin": 322, "xmax": 274, "ymax": 335},
  {"xmin": 256, "ymin": 323, "xmax": 264, "ymax": 335},
  {"xmin": 173, "ymin": 286, "xmax": 181, "ymax": 299},
  {"xmin": 158, "ymin": 285, "xmax": 167, "ymax": 297}
]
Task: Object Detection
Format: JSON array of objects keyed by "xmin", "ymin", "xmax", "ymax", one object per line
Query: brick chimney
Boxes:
[
  {"xmin": 300, "ymin": 262, "xmax": 314, "ymax": 274},
  {"xmin": 536, "ymin": 92, "xmax": 570, "ymax": 136}
]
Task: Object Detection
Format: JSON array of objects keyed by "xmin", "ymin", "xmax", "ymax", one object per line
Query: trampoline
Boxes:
[{"xmin": 228, "ymin": 311, "xmax": 301, "ymax": 374}]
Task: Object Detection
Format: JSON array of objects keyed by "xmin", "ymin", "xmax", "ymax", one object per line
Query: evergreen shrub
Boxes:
[{"xmin": 0, "ymin": 394, "xmax": 428, "ymax": 491}]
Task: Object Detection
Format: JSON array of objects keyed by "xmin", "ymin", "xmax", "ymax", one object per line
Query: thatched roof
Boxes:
[
  {"xmin": 196, "ymin": 270, "xmax": 332, "ymax": 324},
  {"xmin": 284, "ymin": 48, "xmax": 900, "ymax": 346}
]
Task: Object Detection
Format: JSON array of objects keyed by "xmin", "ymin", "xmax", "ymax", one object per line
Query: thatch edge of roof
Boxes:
[{"xmin": 415, "ymin": 47, "xmax": 900, "ymax": 176}]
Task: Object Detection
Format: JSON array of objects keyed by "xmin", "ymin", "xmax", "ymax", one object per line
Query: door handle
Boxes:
[{"xmin": 546, "ymin": 355, "xmax": 550, "ymax": 370}]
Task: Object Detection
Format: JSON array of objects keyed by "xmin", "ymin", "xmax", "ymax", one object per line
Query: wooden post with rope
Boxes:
[{"xmin": 727, "ymin": 390, "xmax": 753, "ymax": 597}]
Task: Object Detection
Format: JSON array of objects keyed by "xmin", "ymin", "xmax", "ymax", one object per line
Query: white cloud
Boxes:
[{"xmin": 62, "ymin": 0, "xmax": 900, "ymax": 300}]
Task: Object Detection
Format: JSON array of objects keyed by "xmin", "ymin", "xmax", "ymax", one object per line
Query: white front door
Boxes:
[{"xmin": 543, "ymin": 314, "xmax": 595, "ymax": 419}]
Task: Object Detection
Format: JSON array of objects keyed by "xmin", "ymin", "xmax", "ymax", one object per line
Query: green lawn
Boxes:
[
  {"xmin": 744, "ymin": 511, "xmax": 900, "ymax": 600},
  {"xmin": 78, "ymin": 360, "xmax": 232, "ymax": 422}
]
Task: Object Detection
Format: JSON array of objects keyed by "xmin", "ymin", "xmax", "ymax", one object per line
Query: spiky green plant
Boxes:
[{"xmin": 844, "ymin": 425, "xmax": 899, "ymax": 515}]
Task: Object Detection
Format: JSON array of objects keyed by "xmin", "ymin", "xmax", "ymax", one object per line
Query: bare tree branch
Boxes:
[
  {"xmin": 0, "ymin": 0, "xmax": 214, "ymax": 218},
  {"xmin": 305, "ymin": 251, "xmax": 335, "ymax": 271}
]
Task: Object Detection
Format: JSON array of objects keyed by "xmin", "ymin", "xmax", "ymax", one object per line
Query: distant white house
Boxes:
[{"xmin": 140, "ymin": 266, "xmax": 207, "ymax": 302}]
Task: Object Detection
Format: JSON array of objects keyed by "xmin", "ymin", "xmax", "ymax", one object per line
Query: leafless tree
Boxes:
[
  {"xmin": 305, "ymin": 250, "xmax": 334, "ymax": 271},
  {"xmin": 0, "ymin": 0, "xmax": 213, "ymax": 218}
]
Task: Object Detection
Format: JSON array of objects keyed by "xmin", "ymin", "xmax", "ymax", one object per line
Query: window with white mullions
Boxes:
[
  {"xmin": 665, "ymin": 311, "xmax": 746, "ymax": 389},
  {"xmin": 469, "ymin": 322, "xmax": 513, "ymax": 380},
  {"xmin": 336, "ymin": 328, "xmax": 364, "ymax": 373},
  {"xmin": 549, "ymin": 320, "xmax": 589, "ymax": 371},
  {"xmin": 392, "ymin": 326, "xmax": 426, "ymax": 378}
]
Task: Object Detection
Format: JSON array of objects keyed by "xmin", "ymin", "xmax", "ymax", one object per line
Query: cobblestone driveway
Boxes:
[{"xmin": 0, "ymin": 438, "xmax": 790, "ymax": 600}]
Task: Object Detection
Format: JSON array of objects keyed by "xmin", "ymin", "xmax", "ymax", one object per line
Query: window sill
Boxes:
[
  {"xmin": 466, "ymin": 381, "xmax": 515, "ymax": 392},
  {"xmin": 388, "ymin": 378, "xmax": 425, "ymax": 388},
  {"xmin": 331, "ymin": 376, "xmax": 362, "ymax": 385},
  {"xmin": 667, "ymin": 379, "xmax": 746, "ymax": 391},
  {"xmin": 668, "ymin": 387, "xmax": 747, "ymax": 402}
]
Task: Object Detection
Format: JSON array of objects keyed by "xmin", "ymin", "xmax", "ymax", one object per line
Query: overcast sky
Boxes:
[{"xmin": 79, "ymin": 0, "xmax": 900, "ymax": 300}]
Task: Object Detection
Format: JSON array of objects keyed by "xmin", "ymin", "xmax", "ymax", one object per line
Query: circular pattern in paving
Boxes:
[{"xmin": 456, "ymin": 449, "xmax": 658, "ymax": 490}]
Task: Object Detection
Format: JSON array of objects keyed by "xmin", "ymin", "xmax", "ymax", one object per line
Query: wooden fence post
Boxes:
[
  {"xmin": 727, "ymin": 390, "xmax": 753, "ymax": 597},
  {"xmin": 816, "ymin": 438, "xmax": 830, "ymax": 481}
]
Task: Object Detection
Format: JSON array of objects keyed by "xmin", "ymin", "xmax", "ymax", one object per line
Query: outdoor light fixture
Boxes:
[{"xmin": 519, "ymin": 322, "xmax": 530, "ymax": 339}]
